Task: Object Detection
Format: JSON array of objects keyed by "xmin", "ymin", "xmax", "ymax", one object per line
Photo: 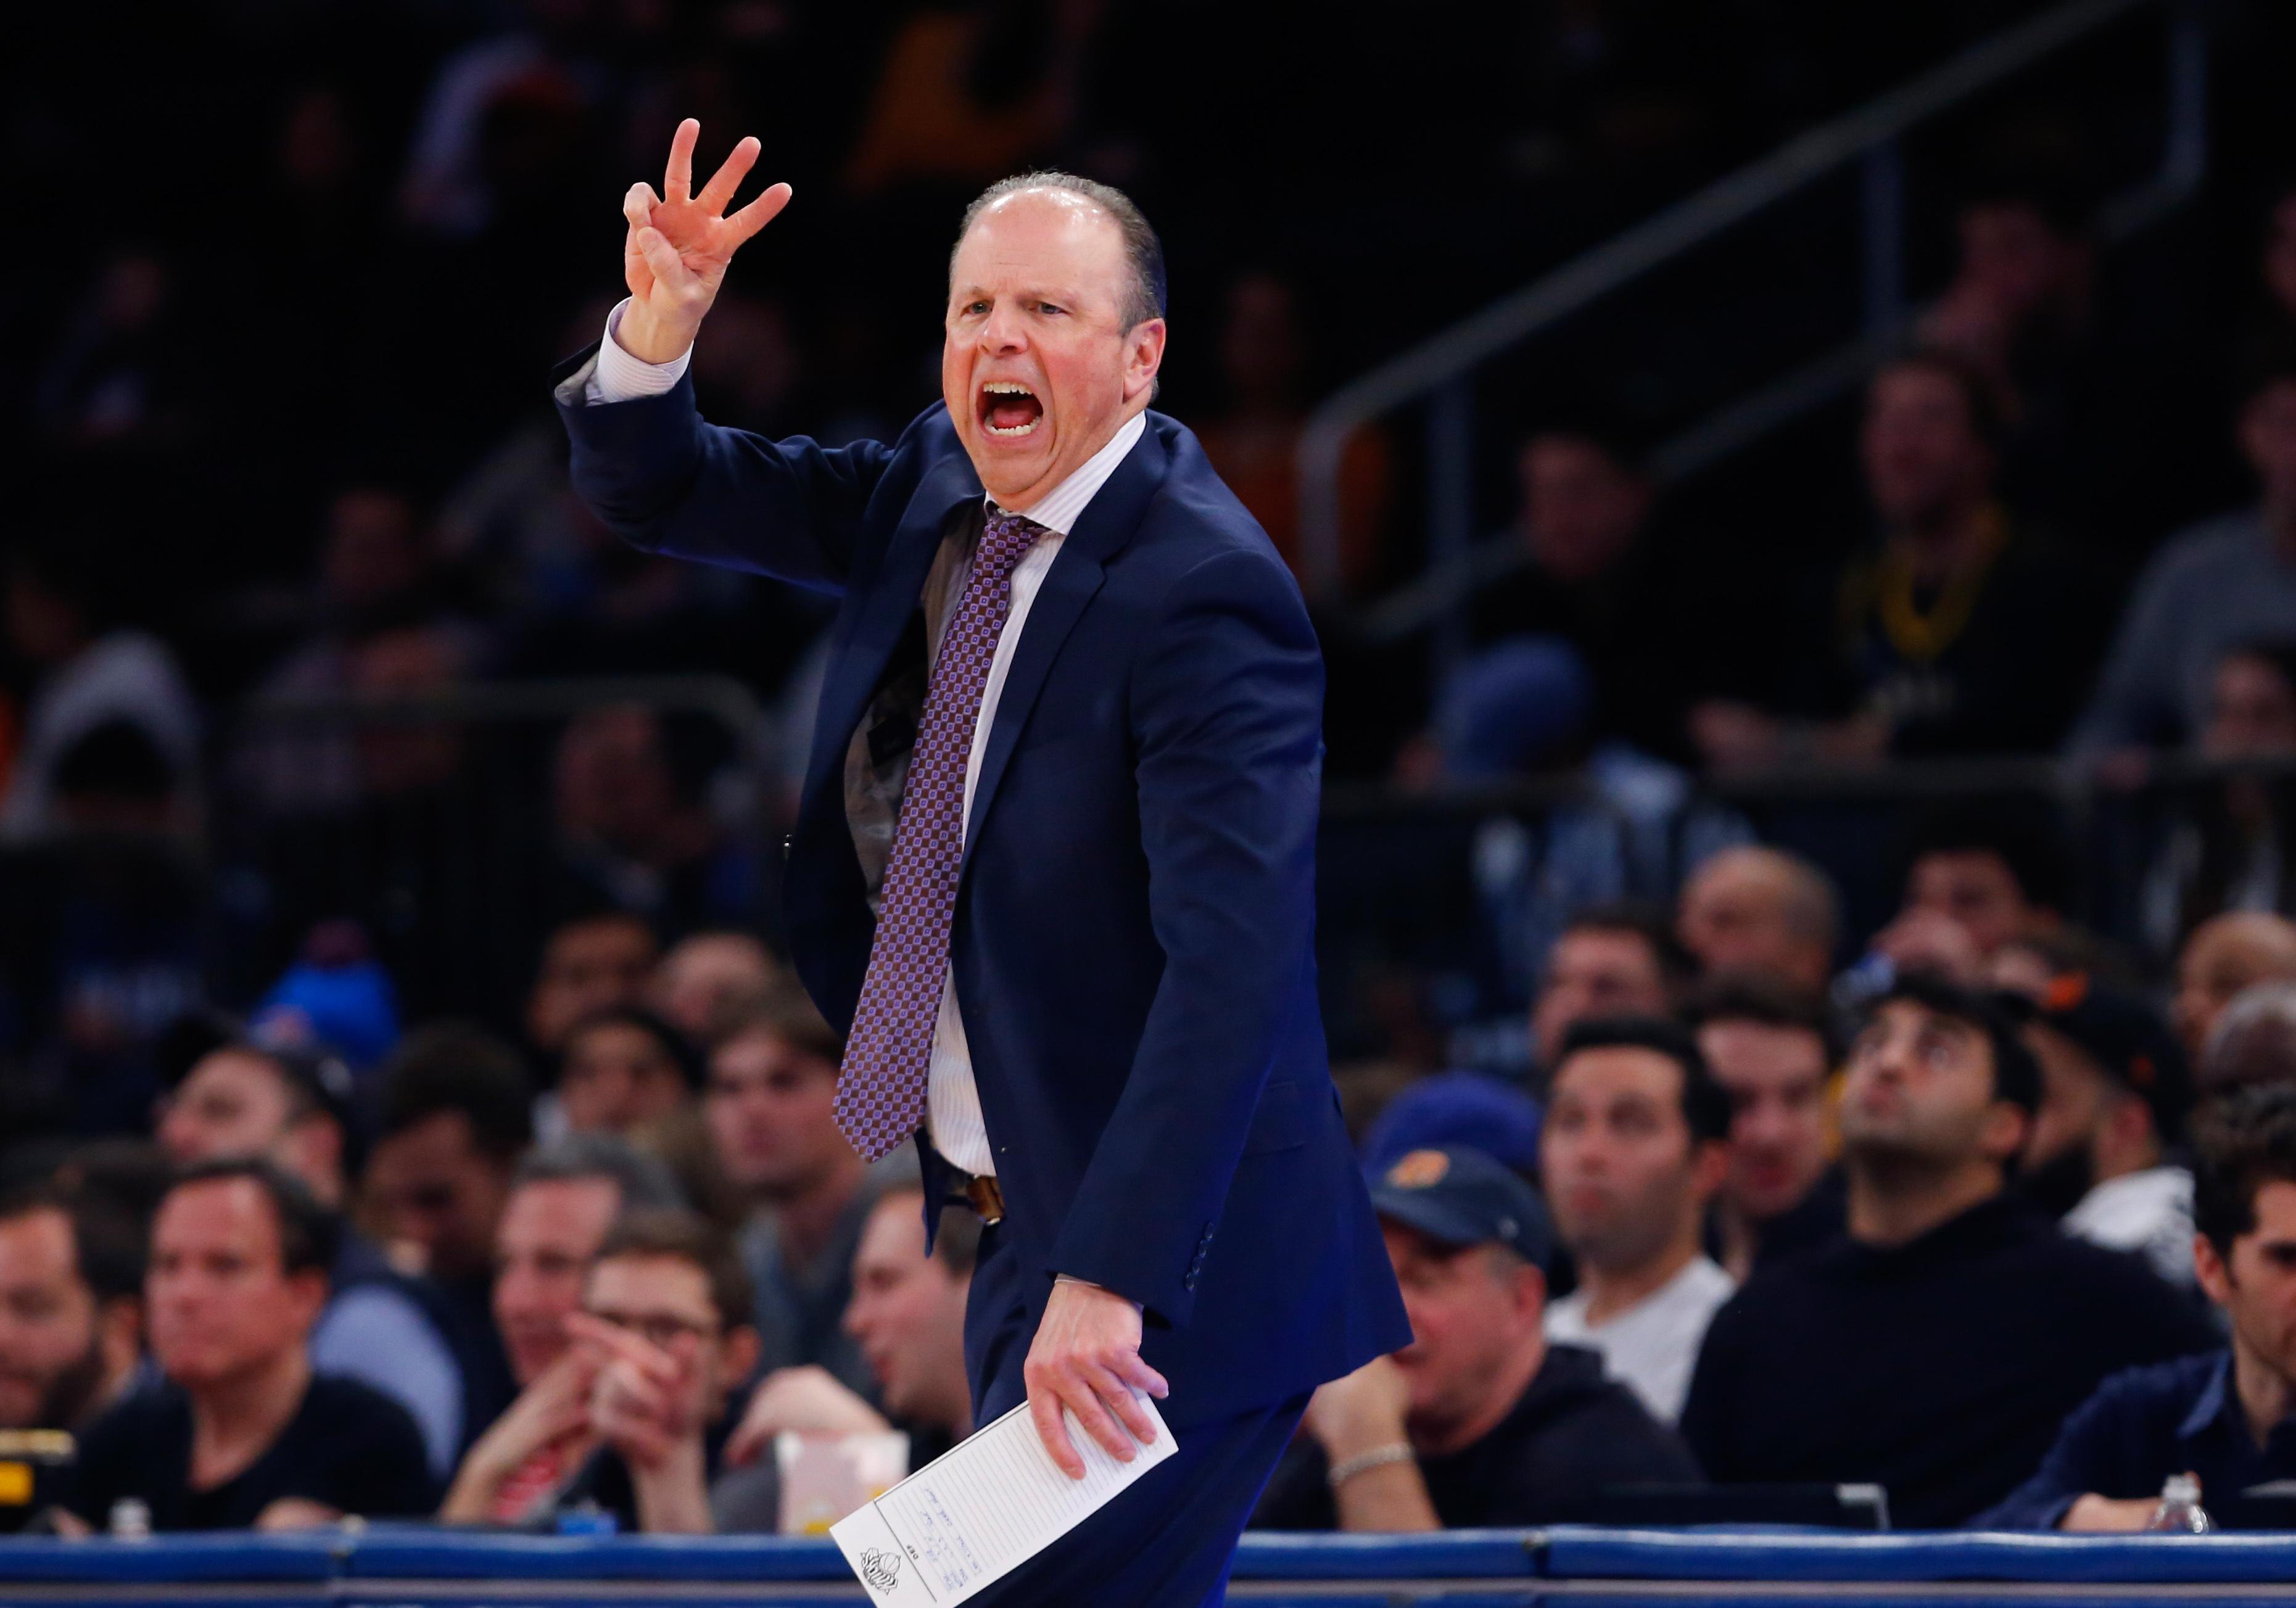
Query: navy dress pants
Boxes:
[{"xmin": 961, "ymin": 1222, "xmax": 1310, "ymax": 1607}]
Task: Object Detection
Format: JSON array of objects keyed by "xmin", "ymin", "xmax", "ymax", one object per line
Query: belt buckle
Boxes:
[{"xmin": 964, "ymin": 1175, "xmax": 1005, "ymax": 1224}]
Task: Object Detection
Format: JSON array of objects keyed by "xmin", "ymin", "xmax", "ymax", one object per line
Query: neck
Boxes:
[
  {"xmin": 993, "ymin": 400, "xmax": 1145, "ymax": 514},
  {"xmin": 1715, "ymin": 1202, "xmax": 1759, "ymax": 1284},
  {"xmin": 2091, "ymin": 1130, "xmax": 2163, "ymax": 1189},
  {"xmin": 1893, "ymin": 500, "xmax": 1989, "ymax": 585},
  {"xmin": 187, "ymin": 1347, "xmax": 310, "ymax": 1483},
  {"xmin": 767, "ymin": 1152, "xmax": 867, "ymax": 1274},
  {"xmin": 1847, "ymin": 1157, "xmax": 2001, "ymax": 1247},
  {"xmin": 1411, "ymin": 1331, "xmax": 1545, "ymax": 1459},
  {"xmin": 1577, "ymin": 1236, "xmax": 1699, "ymax": 1326},
  {"xmin": 2232, "ymin": 1331, "xmax": 2296, "ymax": 1448}
]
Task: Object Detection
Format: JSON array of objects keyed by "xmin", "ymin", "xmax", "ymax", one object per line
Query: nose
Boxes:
[{"xmin": 978, "ymin": 302, "xmax": 1027, "ymax": 354}]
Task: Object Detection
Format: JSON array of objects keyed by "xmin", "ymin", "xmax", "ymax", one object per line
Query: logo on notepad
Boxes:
[{"xmin": 859, "ymin": 1547, "xmax": 904, "ymax": 1593}]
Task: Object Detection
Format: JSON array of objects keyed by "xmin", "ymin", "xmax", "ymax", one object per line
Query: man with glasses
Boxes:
[
  {"xmin": 545, "ymin": 1210, "xmax": 765, "ymax": 1533},
  {"xmin": 1681, "ymin": 974, "xmax": 2213, "ymax": 1526}
]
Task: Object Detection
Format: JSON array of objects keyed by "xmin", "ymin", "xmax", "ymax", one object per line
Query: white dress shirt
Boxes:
[{"xmin": 587, "ymin": 302, "xmax": 1147, "ymax": 1175}]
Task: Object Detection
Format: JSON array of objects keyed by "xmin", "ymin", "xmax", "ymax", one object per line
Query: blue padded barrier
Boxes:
[
  {"xmin": 1542, "ymin": 1525, "xmax": 2296, "ymax": 1584},
  {"xmin": 0, "ymin": 1530, "xmax": 339, "ymax": 1582},
  {"xmin": 341, "ymin": 1527, "xmax": 850, "ymax": 1580},
  {"xmin": 1230, "ymin": 1528, "xmax": 1543, "ymax": 1580}
]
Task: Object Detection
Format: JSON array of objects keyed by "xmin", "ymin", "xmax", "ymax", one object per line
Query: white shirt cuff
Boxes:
[{"xmin": 585, "ymin": 298, "xmax": 692, "ymax": 404}]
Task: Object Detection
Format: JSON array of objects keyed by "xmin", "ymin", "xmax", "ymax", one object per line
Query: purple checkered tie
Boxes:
[{"xmin": 836, "ymin": 509, "xmax": 1046, "ymax": 1160}]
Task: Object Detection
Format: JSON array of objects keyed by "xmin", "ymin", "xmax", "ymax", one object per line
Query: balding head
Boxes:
[
  {"xmin": 2203, "ymin": 979, "xmax": 2296, "ymax": 1092},
  {"xmin": 943, "ymin": 176, "xmax": 1167, "ymax": 511},
  {"xmin": 2182, "ymin": 913, "xmax": 2296, "ymax": 1067},
  {"xmin": 1677, "ymin": 847, "xmax": 1840, "ymax": 994}
]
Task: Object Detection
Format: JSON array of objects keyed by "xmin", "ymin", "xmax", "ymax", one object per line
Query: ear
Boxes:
[
  {"xmin": 287, "ymin": 1268, "xmax": 331, "ymax": 1329},
  {"xmin": 720, "ymin": 1324, "xmax": 761, "ymax": 1387},
  {"xmin": 97, "ymin": 1297, "xmax": 141, "ymax": 1381},
  {"xmin": 1123, "ymin": 318, "xmax": 1167, "ymax": 403},
  {"xmin": 2194, "ymin": 1231, "xmax": 2232, "ymax": 1309},
  {"xmin": 1981, "ymin": 1100, "xmax": 2031, "ymax": 1166},
  {"xmin": 1690, "ymin": 1137, "xmax": 1731, "ymax": 1203},
  {"xmin": 281, "ymin": 1116, "xmax": 343, "ymax": 1200},
  {"xmin": 1514, "ymin": 1263, "xmax": 1548, "ymax": 1325}
]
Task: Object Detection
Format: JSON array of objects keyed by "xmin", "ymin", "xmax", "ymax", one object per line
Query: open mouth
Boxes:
[{"xmin": 978, "ymin": 379, "xmax": 1044, "ymax": 438}]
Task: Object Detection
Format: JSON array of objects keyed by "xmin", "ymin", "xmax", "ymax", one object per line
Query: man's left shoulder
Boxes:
[{"xmin": 1132, "ymin": 414, "xmax": 1295, "ymax": 582}]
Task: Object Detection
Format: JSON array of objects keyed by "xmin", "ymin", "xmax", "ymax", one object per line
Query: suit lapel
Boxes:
[
  {"xmin": 802, "ymin": 453, "xmax": 983, "ymax": 816},
  {"xmin": 962, "ymin": 419, "xmax": 1169, "ymax": 866}
]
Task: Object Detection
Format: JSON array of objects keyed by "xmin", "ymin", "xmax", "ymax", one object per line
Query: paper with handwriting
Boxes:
[{"xmin": 830, "ymin": 1395, "xmax": 1174, "ymax": 1604}]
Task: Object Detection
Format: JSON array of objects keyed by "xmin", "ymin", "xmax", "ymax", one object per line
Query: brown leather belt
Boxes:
[{"xmin": 961, "ymin": 1174, "xmax": 1006, "ymax": 1224}]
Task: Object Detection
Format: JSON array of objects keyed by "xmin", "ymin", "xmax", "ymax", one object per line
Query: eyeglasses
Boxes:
[{"xmin": 586, "ymin": 1307, "xmax": 719, "ymax": 1349}]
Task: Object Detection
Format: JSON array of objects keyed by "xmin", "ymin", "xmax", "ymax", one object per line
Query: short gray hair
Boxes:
[
  {"xmin": 513, "ymin": 1132, "xmax": 686, "ymax": 1212},
  {"xmin": 2205, "ymin": 981, "xmax": 2296, "ymax": 1092},
  {"xmin": 952, "ymin": 171, "xmax": 1167, "ymax": 332}
]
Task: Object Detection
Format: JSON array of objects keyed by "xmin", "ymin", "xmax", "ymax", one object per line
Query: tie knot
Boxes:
[{"xmin": 980, "ymin": 509, "xmax": 1045, "ymax": 576}]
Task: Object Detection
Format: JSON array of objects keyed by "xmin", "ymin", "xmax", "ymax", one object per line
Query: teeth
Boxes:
[
  {"xmin": 982, "ymin": 381, "xmax": 1036, "ymax": 397},
  {"xmin": 985, "ymin": 419, "xmax": 1040, "ymax": 436}
]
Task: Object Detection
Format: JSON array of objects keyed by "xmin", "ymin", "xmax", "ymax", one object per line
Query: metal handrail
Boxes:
[{"xmin": 1294, "ymin": 0, "xmax": 2191, "ymax": 612}]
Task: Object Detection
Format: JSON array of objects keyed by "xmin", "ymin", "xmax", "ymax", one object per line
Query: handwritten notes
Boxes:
[{"xmin": 830, "ymin": 1396, "xmax": 1175, "ymax": 1604}]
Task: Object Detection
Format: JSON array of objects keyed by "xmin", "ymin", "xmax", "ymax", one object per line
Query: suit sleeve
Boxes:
[
  {"xmin": 1047, "ymin": 545, "xmax": 1324, "ymax": 1327},
  {"xmin": 552, "ymin": 346, "xmax": 894, "ymax": 593},
  {"xmin": 1968, "ymin": 1372, "xmax": 2153, "ymax": 1530}
]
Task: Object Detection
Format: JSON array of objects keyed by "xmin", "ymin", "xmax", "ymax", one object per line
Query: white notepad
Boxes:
[{"xmin": 830, "ymin": 1395, "xmax": 1175, "ymax": 1604}]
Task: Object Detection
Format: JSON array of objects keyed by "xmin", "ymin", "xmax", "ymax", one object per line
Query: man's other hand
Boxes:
[
  {"xmin": 2062, "ymin": 1491, "xmax": 2173, "ymax": 1532},
  {"xmin": 618, "ymin": 118, "xmax": 793, "ymax": 365},
  {"xmin": 1022, "ymin": 1279, "xmax": 1168, "ymax": 1479}
]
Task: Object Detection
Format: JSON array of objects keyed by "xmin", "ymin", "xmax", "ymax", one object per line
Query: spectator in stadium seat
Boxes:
[
  {"xmin": 2075, "ymin": 349, "xmax": 2296, "ymax": 755},
  {"xmin": 1675, "ymin": 846, "xmax": 1840, "ymax": 994},
  {"xmin": 526, "ymin": 912, "xmax": 659, "ymax": 1063},
  {"xmin": 2200, "ymin": 981, "xmax": 2296, "ymax": 1093},
  {"xmin": 556, "ymin": 1007, "xmax": 701, "ymax": 1138},
  {"xmin": 546, "ymin": 1210, "xmax": 766, "ymax": 1533},
  {"xmin": 723, "ymin": 1186, "xmax": 981, "ymax": 1489},
  {"xmin": 1360, "ymin": 1073, "xmax": 1545, "ymax": 1182},
  {"xmin": 550, "ymin": 703, "xmax": 753, "ymax": 938},
  {"xmin": 64, "ymin": 1160, "xmax": 434, "ymax": 1531},
  {"xmin": 0, "ymin": 532, "xmax": 200, "ymax": 843},
  {"xmin": 1983, "ymin": 1084, "xmax": 2296, "ymax": 1530},
  {"xmin": 440, "ymin": 1135, "xmax": 683, "ymax": 1523},
  {"xmin": 1529, "ymin": 902, "xmax": 1691, "ymax": 1082},
  {"xmin": 1862, "ymin": 807, "xmax": 2067, "ymax": 984},
  {"xmin": 703, "ymin": 999, "xmax": 882, "ymax": 1398},
  {"xmin": 1689, "ymin": 979, "xmax": 1845, "ymax": 1281},
  {"xmin": 1192, "ymin": 272, "xmax": 1390, "ymax": 596},
  {"xmin": 2018, "ymin": 976, "xmax": 2198, "ymax": 1286},
  {"xmin": 1252, "ymin": 1145, "xmax": 1696, "ymax": 1530},
  {"xmin": 2178, "ymin": 913, "xmax": 2296, "ymax": 1068},
  {"xmin": 159, "ymin": 1039, "xmax": 468, "ymax": 1478},
  {"xmin": 648, "ymin": 931, "xmax": 786, "ymax": 1051},
  {"xmin": 1538, "ymin": 1019, "xmax": 1734, "ymax": 1422},
  {"xmin": 366, "ymin": 1026, "xmax": 532, "ymax": 1452},
  {"xmin": 2136, "ymin": 641, "xmax": 2296, "ymax": 958},
  {"xmin": 1681, "ymin": 975, "xmax": 2216, "ymax": 1527},
  {"xmin": 0, "ymin": 1186, "xmax": 144, "ymax": 1433},
  {"xmin": 1691, "ymin": 350, "xmax": 2108, "ymax": 766}
]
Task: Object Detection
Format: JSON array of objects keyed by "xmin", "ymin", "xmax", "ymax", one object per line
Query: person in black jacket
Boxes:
[
  {"xmin": 1682, "ymin": 975, "xmax": 2216, "ymax": 1527},
  {"xmin": 64, "ymin": 1160, "xmax": 434, "ymax": 1531},
  {"xmin": 1253, "ymin": 1145, "xmax": 1698, "ymax": 1530}
]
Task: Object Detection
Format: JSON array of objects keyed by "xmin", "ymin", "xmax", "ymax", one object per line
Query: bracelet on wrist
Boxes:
[{"xmin": 1326, "ymin": 1442, "xmax": 1414, "ymax": 1489}]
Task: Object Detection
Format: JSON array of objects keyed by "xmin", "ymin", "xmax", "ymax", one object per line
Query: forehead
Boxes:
[
  {"xmin": 157, "ymin": 1178, "xmax": 281, "ymax": 1255},
  {"xmin": 183, "ymin": 1049, "xmax": 291, "ymax": 1102},
  {"xmin": 587, "ymin": 1252, "xmax": 711, "ymax": 1311},
  {"xmin": 572, "ymin": 1021, "xmax": 667, "ymax": 1064},
  {"xmin": 1914, "ymin": 849, "xmax": 2013, "ymax": 892},
  {"xmin": 950, "ymin": 189, "xmax": 1126, "ymax": 296},
  {"xmin": 0, "ymin": 1208, "xmax": 76, "ymax": 1276},
  {"xmin": 856, "ymin": 1195, "xmax": 929, "ymax": 1270},
  {"xmin": 502, "ymin": 1177, "xmax": 618, "ymax": 1245},
  {"xmin": 712, "ymin": 1029, "xmax": 815, "ymax": 1083},
  {"xmin": 550, "ymin": 921, "xmax": 653, "ymax": 973},
  {"xmin": 1869, "ymin": 365, "xmax": 1968, "ymax": 419},
  {"xmin": 1555, "ymin": 927, "xmax": 1657, "ymax": 975},
  {"xmin": 1699, "ymin": 1018, "xmax": 1828, "ymax": 1081},
  {"xmin": 1865, "ymin": 998, "xmax": 1983, "ymax": 1048},
  {"xmin": 1552, "ymin": 1045, "xmax": 1684, "ymax": 1105}
]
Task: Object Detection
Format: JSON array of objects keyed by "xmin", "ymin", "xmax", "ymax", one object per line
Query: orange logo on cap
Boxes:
[
  {"xmin": 2042, "ymin": 973, "xmax": 2091, "ymax": 1013},
  {"xmin": 1387, "ymin": 1150, "xmax": 1451, "ymax": 1189}
]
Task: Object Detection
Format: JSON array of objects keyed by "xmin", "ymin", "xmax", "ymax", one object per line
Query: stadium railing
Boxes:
[{"xmin": 7, "ymin": 1527, "xmax": 2296, "ymax": 1604}]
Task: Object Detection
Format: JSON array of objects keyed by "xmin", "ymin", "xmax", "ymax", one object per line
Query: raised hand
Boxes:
[{"xmin": 618, "ymin": 118, "xmax": 793, "ymax": 365}]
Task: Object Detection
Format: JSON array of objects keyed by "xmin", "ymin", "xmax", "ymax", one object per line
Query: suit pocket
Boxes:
[{"xmin": 1241, "ymin": 1079, "xmax": 1308, "ymax": 1157}]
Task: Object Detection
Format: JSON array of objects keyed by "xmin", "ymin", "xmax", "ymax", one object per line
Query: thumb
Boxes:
[{"xmin": 634, "ymin": 227, "xmax": 692, "ymax": 293}]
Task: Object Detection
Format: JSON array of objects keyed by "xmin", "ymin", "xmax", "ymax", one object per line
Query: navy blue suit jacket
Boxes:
[{"xmin": 555, "ymin": 363, "xmax": 1410, "ymax": 1427}]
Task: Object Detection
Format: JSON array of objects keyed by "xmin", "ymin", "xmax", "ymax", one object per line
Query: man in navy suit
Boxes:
[{"xmin": 553, "ymin": 122, "xmax": 1408, "ymax": 1602}]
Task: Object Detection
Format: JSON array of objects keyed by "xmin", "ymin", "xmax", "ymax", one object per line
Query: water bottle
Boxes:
[
  {"xmin": 106, "ymin": 1498, "xmax": 151, "ymax": 1539},
  {"xmin": 2144, "ymin": 1472, "xmax": 2212, "ymax": 1533}
]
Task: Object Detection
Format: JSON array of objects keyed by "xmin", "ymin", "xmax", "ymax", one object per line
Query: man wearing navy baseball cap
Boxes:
[
  {"xmin": 2019, "ymin": 973, "xmax": 2199, "ymax": 1285},
  {"xmin": 1252, "ymin": 1145, "xmax": 1697, "ymax": 1532}
]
